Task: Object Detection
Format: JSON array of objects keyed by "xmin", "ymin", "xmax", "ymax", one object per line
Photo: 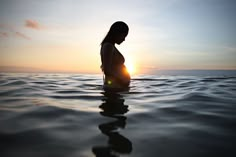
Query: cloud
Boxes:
[
  {"xmin": 15, "ymin": 32, "xmax": 31, "ymax": 40},
  {"xmin": 0, "ymin": 32, "xmax": 8, "ymax": 37},
  {"xmin": 0, "ymin": 23, "xmax": 31, "ymax": 40},
  {"xmin": 25, "ymin": 20, "xmax": 41, "ymax": 30}
]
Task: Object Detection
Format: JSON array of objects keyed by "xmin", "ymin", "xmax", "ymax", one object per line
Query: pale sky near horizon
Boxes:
[{"xmin": 0, "ymin": 0, "xmax": 236, "ymax": 74}]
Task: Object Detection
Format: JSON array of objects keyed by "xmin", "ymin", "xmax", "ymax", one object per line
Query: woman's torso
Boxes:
[
  {"xmin": 100, "ymin": 43, "xmax": 130, "ymax": 87},
  {"xmin": 100, "ymin": 43, "xmax": 125, "ymax": 72}
]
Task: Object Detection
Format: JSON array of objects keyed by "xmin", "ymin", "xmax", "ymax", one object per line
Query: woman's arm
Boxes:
[{"xmin": 101, "ymin": 43, "xmax": 114, "ymax": 76}]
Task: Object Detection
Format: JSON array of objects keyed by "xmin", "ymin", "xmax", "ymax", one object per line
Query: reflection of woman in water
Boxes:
[
  {"xmin": 100, "ymin": 21, "xmax": 131, "ymax": 89},
  {"xmin": 92, "ymin": 91, "xmax": 132, "ymax": 157}
]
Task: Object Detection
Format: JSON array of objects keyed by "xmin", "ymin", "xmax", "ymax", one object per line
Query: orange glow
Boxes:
[{"xmin": 125, "ymin": 60, "xmax": 136, "ymax": 75}]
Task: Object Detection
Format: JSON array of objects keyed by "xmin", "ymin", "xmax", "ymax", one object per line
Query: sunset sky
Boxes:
[{"xmin": 0, "ymin": 0, "xmax": 236, "ymax": 74}]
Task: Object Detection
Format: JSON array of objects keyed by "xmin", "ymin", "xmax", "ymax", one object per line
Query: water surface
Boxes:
[{"xmin": 0, "ymin": 71, "xmax": 236, "ymax": 157}]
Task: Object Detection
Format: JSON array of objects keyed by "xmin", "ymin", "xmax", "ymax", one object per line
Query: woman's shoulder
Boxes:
[
  {"xmin": 102, "ymin": 42, "xmax": 114, "ymax": 48},
  {"xmin": 101, "ymin": 42, "xmax": 114, "ymax": 52}
]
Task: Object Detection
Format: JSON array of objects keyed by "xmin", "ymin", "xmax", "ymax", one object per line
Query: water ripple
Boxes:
[{"xmin": 1, "ymin": 73, "xmax": 236, "ymax": 157}]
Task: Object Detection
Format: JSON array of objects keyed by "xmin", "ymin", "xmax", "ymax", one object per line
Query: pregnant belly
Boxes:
[
  {"xmin": 104, "ymin": 65, "xmax": 130, "ymax": 88},
  {"xmin": 116, "ymin": 64, "xmax": 130, "ymax": 85},
  {"xmin": 121, "ymin": 65, "xmax": 130, "ymax": 79}
]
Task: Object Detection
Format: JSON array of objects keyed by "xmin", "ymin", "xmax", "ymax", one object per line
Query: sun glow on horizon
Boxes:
[
  {"xmin": 0, "ymin": 0, "xmax": 235, "ymax": 73},
  {"xmin": 125, "ymin": 60, "xmax": 137, "ymax": 75}
]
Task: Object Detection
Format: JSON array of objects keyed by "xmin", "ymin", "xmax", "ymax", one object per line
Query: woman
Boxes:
[{"xmin": 100, "ymin": 21, "xmax": 131, "ymax": 89}]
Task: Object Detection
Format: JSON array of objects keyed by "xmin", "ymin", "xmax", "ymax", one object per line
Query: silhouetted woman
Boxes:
[{"xmin": 100, "ymin": 21, "xmax": 130, "ymax": 89}]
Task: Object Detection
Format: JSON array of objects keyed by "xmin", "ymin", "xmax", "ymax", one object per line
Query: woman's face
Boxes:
[{"xmin": 115, "ymin": 33, "xmax": 128, "ymax": 45}]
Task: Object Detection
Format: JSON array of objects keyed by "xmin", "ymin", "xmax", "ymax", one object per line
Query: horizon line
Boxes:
[{"xmin": 0, "ymin": 66, "xmax": 236, "ymax": 75}]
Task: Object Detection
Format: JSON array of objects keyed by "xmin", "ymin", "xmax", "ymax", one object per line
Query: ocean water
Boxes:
[{"xmin": 0, "ymin": 71, "xmax": 236, "ymax": 157}]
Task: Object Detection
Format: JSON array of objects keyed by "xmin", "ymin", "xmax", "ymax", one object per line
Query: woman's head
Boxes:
[{"xmin": 101, "ymin": 21, "xmax": 129, "ymax": 45}]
